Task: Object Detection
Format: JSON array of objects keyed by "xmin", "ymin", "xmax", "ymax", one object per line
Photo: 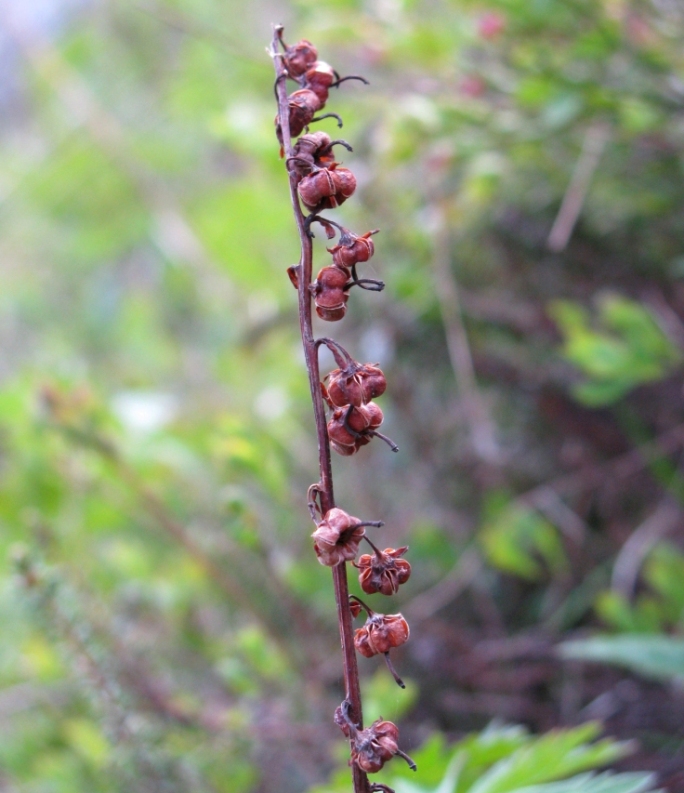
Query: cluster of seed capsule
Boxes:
[
  {"xmin": 275, "ymin": 31, "xmax": 414, "ymax": 782},
  {"xmin": 318, "ymin": 338, "xmax": 398, "ymax": 457},
  {"xmin": 275, "ymin": 35, "xmax": 368, "ymax": 146},
  {"xmin": 308, "ymin": 487, "xmax": 413, "ymax": 703}
]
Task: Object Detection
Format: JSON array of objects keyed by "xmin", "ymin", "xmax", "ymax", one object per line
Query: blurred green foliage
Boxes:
[{"xmin": 551, "ymin": 297, "xmax": 680, "ymax": 406}]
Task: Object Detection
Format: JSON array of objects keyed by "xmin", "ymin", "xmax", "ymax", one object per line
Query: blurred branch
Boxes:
[
  {"xmin": 611, "ymin": 498, "xmax": 681, "ymax": 598},
  {"xmin": 524, "ymin": 486, "xmax": 587, "ymax": 544},
  {"xmin": 0, "ymin": 681, "xmax": 72, "ymax": 718},
  {"xmin": 405, "ymin": 547, "xmax": 482, "ymax": 622},
  {"xmin": 547, "ymin": 122, "xmax": 611, "ymax": 252},
  {"xmin": 432, "ymin": 210, "xmax": 501, "ymax": 464},
  {"xmin": 520, "ymin": 422, "xmax": 684, "ymax": 504}
]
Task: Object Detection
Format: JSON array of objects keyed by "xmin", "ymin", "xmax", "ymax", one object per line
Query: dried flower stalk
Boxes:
[{"xmin": 269, "ymin": 26, "xmax": 414, "ymax": 793}]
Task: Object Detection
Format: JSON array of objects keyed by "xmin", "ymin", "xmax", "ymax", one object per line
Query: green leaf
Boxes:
[
  {"xmin": 480, "ymin": 504, "xmax": 565, "ymax": 580},
  {"xmin": 511, "ymin": 771, "xmax": 658, "ymax": 793},
  {"xmin": 560, "ymin": 634, "xmax": 684, "ymax": 682},
  {"xmin": 549, "ymin": 296, "xmax": 680, "ymax": 407},
  {"xmin": 465, "ymin": 723, "xmax": 628, "ymax": 793}
]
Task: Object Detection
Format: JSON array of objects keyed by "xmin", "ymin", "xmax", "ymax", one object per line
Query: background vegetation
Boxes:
[{"xmin": 1, "ymin": 0, "xmax": 684, "ymax": 791}]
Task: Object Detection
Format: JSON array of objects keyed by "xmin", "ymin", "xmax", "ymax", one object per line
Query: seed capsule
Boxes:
[
  {"xmin": 356, "ymin": 546, "xmax": 411, "ymax": 596},
  {"xmin": 303, "ymin": 60, "xmax": 336, "ymax": 104},
  {"xmin": 354, "ymin": 612, "xmax": 410, "ymax": 657},
  {"xmin": 311, "ymin": 266, "xmax": 350, "ymax": 322},
  {"xmin": 325, "ymin": 362, "xmax": 387, "ymax": 408},
  {"xmin": 351, "ymin": 719, "xmax": 414, "ymax": 774},
  {"xmin": 312, "ymin": 508, "xmax": 366, "ymax": 566},
  {"xmin": 288, "ymin": 131, "xmax": 332, "ymax": 175},
  {"xmin": 275, "ymin": 89, "xmax": 322, "ymax": 143},
  {"xmin": 298, "ymin": 165, "xmax": 357, "ymax": 210},
  {"xmin": 282, "ymin": 39, "xmax": 318, "ymax": 78},
  {"xmin": 328, "ymin": 230, "xmax": 376, "ymax": 268}
]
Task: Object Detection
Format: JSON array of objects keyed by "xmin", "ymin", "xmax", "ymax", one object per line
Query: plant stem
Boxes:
[{"xmin": 270, "ymin": 26, "xmax": 370, "ymax": 793}]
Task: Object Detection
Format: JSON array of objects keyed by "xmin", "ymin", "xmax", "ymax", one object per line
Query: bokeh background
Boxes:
[{"xmin": 2, "ymin": 1, "xmax": 684, "ymax": 791}]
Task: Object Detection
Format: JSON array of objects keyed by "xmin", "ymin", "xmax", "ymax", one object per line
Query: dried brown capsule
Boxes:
[
  {"xmin": 316, "ymin": 294, "xmax": 348, "ymax": 321},
  {"xmin": 298, "ymin": 167, "xmax": 336, "ymax": 207},
  {"xmin": 288, "ymin": 133, "xmax": 353, "ymax": 177},
  {"xmin": 289, "ymin": 131, "xmax": 332, "ymax": 175},
  {"xmin": 298, "ymin": 164, "xmax": 357, "ymax": 210},
  {"xmin": 325, "ymin": 361, "xmax": 387, "ymax": 408},
  {"xmin": 326, "ymin": 369, "xmax": 366, "ymax": 408},
  {"xmin": 282, "ymin": 39, "xmax": 318, "ymax": 78},
  {"xmin": 354, "ymin": 612, "xmax": 410, "ymax": 657},
  {"xmin": 303, "ymin": 60, "xmax": 336, "ymax": 104},
  {"xmin": 311, "ymin": 267, "xmax": 350, "ymax": 322},
  {"xmin": 313, "ymin": 265, "xmax": 349, "ymax": 291},
  {"xmin": 351, "ymin": 718, "xmax": 416, "ymax": 775},
  {"xmin": 328, "ymin": 230, "xmax": 377, "ymax": 268},
  {"xmin": 336, "ymin": 700, "xmax": 416, "ymax": 774},
  {"xmin": 328, "ymin": 407, "xmax": 358, "ymax": 448},
  {"xmin": 328, "ymin": 402, "xmax": 396, "ymax": 455},
  {"xmin": 349, "ymin": 599, "xmax": 408, "ymax": 687},
  {"xmin": 347, "ymin": 402, "xmax": 383, "ymax": 434},
  {"xmin": 312, "ymin": 508, "xmax": 366, "ymax": 566},
  {"xmin": 311, "ymin": 267, "xmax": 350, "ymax": 321},
  {"xmin": 327, "ymin": 404, "xmax": 380, "ymax": 448},
  {"xmin": 351, "ymin": 719, "xmax": 401, "ymax": 774},
  {"xmin": 320, "ymin": 165, "xmax": 356, "ymax": 208},
  {"xmin": 276, "ymin": 88, "xmax": 322, "ymax": 143},
  {"xmin": 356, "ymin": 545, "xmax": 410, "ymax": 596},
  {"xmin": 358, "ymin": 363, "xmax": 387, "ymax": 402}
]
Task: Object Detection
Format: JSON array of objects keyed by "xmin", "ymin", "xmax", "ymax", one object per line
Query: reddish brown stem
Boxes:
[{"xmin": 271, "ymin": 25, "xmax": 371, "ymax": 793}]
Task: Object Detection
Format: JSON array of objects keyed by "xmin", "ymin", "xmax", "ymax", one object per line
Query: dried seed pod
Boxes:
[
  {"xmin": 288, "ymin": 131, "xmax": 332, "ymax": 175},
  {"xmin": 314, "ymin": 265, "xmax": 350, "ymax": 291},
  {"xmin": 328, "ymin": 403, "xmax": 390, "ymax": 454},
  {"xmin": 356, "ymin": 546, "xmax": 411, "ymax": 596},
  {"xmin": 351, "ymin": 719, "xmax": 404, "ymax": 774},
  {"xmin": 316, "ymin": 294, "xmax": 348, "ymax": 321},
  {"xmin": 324, "ymin": 165, "xmax": 357, "ymax": 207},
  {"xmin": 336, "ymin": 700, "xmax": 416, "ymax": 775},
  {"xmin": 346, "ymin": 403, "xmax": 379, "ymax": 433},
  {"xmin": 312, "ymin": 507, "xmax": 366, "ymax": 566},
  {"xmin": 298, "ymin": 167, "xmax": 337, "ymax": 207},
  {"xmin": 276, "ymin": 89, "xmax": 322, "ymax": 143},
  {"xmin": 327, "ymin": 369, "xmax": 366, "ymax": 408},
  {"xmin": 298, "ymin": 164, "xmax": 357, "ymax": 210},
  {"xmin": 325, "ymin": 361, "xmax": 387, "ymax": 407},
  {"xmin": 282, "ymin": 39, "xmax": 318, "ymax": 78},
  {"xmin": 358, "ymin": 363, "xmax": 387, "ymax": 402},
  {"xmin": 328, "ymin": 407, "xmax": 358, "ymax": 447},
  {"xmin": 303, "ymin": 60, "xmax": 336, "ymax": 104},
  {"xmin": 354, "ymin": 612, "xmax": 409, "ymax": 657},
  {"xmin": 311, "ymin": 267, "xmax": 350, "ymax": 322},
  {"xmin": 328, "ymin": 230, "xmax": 377, "ymax": 268}
]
